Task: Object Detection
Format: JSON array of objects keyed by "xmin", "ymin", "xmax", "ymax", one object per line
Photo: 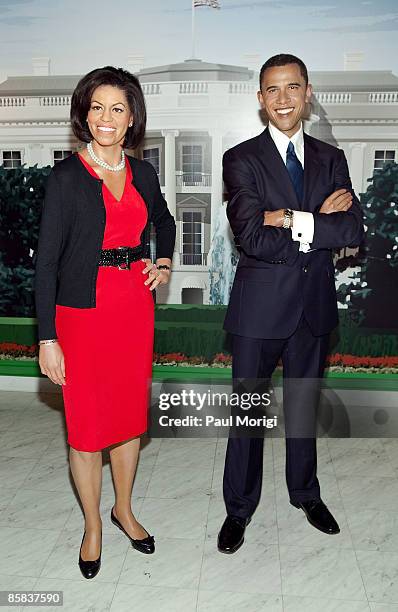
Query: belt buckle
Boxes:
[{"xmin": 117, "ymin": 247, "xmax": 130, "ymax": 270}]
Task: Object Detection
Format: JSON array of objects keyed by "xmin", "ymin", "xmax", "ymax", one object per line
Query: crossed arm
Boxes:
[{"xmin": 224, "ymin": 148, "xmax": 364, "ymax": 263}]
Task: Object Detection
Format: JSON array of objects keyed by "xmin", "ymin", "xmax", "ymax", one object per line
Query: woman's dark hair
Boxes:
[
  {"xmin": 259, "ymin": 54, "xmax": 308, "ymax": 90},
  {"xmin": 71, "ymin": 66, "xmax": 146, "ymax": 149}
]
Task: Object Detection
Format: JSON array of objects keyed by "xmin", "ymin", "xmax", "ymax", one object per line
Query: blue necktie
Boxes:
[{"xmin": 286, "ymin": 141, "xmax": 304, "ymax": 204}]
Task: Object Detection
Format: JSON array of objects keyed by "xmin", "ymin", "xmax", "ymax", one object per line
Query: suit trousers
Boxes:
[{"xmin": 223, "ymin": 315, "xmax": 330, "ymax": 519}]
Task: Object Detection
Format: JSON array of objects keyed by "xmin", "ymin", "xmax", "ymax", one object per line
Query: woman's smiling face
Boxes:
[{"xmin": 86, "ymin": 85, "xmax": 133, "ymax": 147}]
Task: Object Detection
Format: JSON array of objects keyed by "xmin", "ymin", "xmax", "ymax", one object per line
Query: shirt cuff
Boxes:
[{"xmin": 292, "ymin": 211, "xmax": 314, "ymax": 245}]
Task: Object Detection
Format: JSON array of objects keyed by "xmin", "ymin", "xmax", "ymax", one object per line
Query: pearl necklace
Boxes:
[{"xmin": 87, "ymin": 141, "xmax": 125, "ymax": 172}]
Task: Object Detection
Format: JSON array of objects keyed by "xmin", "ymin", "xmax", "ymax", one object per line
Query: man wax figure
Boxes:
[{"xmin": 218, "ymin": 54, "xmax": 364, "ymax": 554}]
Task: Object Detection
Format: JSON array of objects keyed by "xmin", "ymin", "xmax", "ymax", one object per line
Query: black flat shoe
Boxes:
[
  {"xmin": 110, "ymin": 507, "xmax": 155, "ymax": 554},
  {"xmin": 291, "ymin": 498, "xmax": 340, "ymax": 535},
  {"xmin": 78, "ymin": 530, "xmax": 102, "ymax": 579},
  {"xmin": 217, "ymin": 515, "xmax": 250, "ymax": 554}
]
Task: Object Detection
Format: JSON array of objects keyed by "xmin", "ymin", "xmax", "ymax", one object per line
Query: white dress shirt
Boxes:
[{"xmin": 268, "ymin": 121, "xmax": 314, "ymax": 252}]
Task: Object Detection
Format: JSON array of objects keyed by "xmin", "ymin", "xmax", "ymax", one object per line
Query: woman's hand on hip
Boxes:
[
  {"xmin": 142, "ymin": 259, "xmax": 171, "ymax": 291},
  {"xmin": 39, "ymin": 342, "xmax": 66, "ymax": 386}
]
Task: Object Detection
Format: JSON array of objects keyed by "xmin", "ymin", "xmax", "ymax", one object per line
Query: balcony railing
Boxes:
[
  {"xmin": 229, "ymin": 83, "xmax": 257, "ymax": 94},
  {"xmin": 0, "ymin": 96, "xmax": 72, "ymax": 107},
  {"xmin": 142, "ymin": 84, "xmax": 161, "ymax": 95},
  {"xmin": 179, "ymin": 252, "xmax": 207, "ymax": 266},
  {"xmin": 176, "ymin": 172, "xmax": 211, "ymax": 187},
  {"xmin": 179, "ymin": 82, "xmax": 208, "ymax": 94},
  {"xmin": 0, "ymin": 97, "xmax": 26, "ymax": 107},
  {"xmin": 40, "ymin": 96, "xmax": 71, "ymax": 106},
  {"xmin": 314, "ymin": 92, "xmax": 352, "ymax": 104},
  {"xmin": 3, "ymin": 87, "xmax": 398, "ymax": 112},
  {"xmin": 369, "ymin": 92, "xmax": 398, "ymax": 103}
]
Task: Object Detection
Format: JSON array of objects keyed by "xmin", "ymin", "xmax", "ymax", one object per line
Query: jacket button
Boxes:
[{"xmin": 302, "ymin": 266, "xmax": 308, "ymax": 273}]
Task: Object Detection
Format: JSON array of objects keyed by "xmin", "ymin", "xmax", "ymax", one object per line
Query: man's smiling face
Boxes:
[{"xmin": 257, "ymin": 62, "xmax": 312, "ymax": 138}]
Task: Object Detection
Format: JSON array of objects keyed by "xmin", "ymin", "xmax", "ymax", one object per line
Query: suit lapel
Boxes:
[
  {"xmin": 303, "ymin": 134, "xmax": 321, "ymax": 211},
  {"xmin": 258, "ymin": 128, "xmax": 301, "ymax": 209}
]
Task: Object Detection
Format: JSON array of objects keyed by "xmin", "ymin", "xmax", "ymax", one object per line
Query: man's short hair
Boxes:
[{"xmin": 259, "ymin": 54, "xmax": 309, "ymax": 89}]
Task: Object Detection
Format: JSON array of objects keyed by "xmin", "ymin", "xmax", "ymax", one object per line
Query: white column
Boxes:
[
  {"xmin": 210, "ymin": 129, "xmax": 223, "ymax": 241},
  {"xmin": 26, "ymin": 143, "xmax": 44, "ymax": 166},
  {"xmin": 349, "ymin": 142, "xmax": 367, "ymax": 195},
  {"xmin": 161, "ymin": 129, "xmax": 178, "ymax": 221},
  {"xmin": 41, "ymin": 146, "xmax": 53, "ymax": 167}
]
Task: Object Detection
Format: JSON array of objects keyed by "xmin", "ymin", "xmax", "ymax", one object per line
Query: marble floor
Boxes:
[{"xmin": 1, "ymin": 391, "xmax": 398, "ymax": 611}]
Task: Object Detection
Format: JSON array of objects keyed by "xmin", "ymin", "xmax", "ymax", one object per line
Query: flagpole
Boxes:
[{"xmin": 191, "ymin": 0, "xmax": 196, "ymax": 59}]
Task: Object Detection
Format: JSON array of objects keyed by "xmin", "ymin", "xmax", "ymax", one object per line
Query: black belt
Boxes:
[{"xmin": 98, "ymin": 245, "xmax": 143, "ymax": 270}]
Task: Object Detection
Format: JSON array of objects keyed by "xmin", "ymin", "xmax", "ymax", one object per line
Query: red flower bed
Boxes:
[
  {"xmin": 154, "ymin": 352, "xmax": 187, "ymax": 364},
  {"xmin": 211, "ymin": 353, "xmax": 233, "ymax": 366},
  {"xmin": 0, "ymin": 343, "xmax": 397, "ymax": 371},
  {"xmin": 0, "ymin": 342, "xmax": 38, "ymax": 358},
  {"xmin": 326, "ymin": 354, "xmax": 398, "ymax": 368}
]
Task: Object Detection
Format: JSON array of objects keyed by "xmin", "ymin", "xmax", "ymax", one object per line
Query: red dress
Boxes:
[{"xmin": 55, "ymin": 154, "xmax": 154, "ymax": 452}]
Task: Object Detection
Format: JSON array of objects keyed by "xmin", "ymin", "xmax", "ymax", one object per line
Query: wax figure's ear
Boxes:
[
  {"xmin": 303, "ymin": 83, "xmax": 313, "ymax": 120},
  {"xmin": 305, "ymin": 83, "xmax": 313, "ymax": 103},
  {"xmin": 257, "ymin": 89, "xmax": 264, "ymax": 108},
  {"xmin": 257, "ymin": 90, "xmax": 270, "ymax": 124}
]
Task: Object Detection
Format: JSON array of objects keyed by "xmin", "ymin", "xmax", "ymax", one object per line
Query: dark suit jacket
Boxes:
[
  {"xmin": 35, "ymin": 153, "xmax": 176, "ymax": 341},
  {"xmin": 223, "ymin": 127, "xmax": 364, "ymax": 339}
]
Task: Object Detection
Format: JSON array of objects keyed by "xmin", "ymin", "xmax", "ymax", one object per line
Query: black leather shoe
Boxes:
[
  {"xmin": 110, "ymin": 507, "xmax": 155, "ymax": 554},
  {"xmin": 78, "ymin": 530, "xmax": 101, "ymax": 579},
  {"xmin": 291, "ymin": 499, "xmax": 340, "ymax": 535},
  {"xmin": 217, "ymin": 515, "xmax": 250, "ymax": 554}
]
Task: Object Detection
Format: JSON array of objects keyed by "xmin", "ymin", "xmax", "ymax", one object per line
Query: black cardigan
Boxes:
[{"xmin": 34, "ymin": 153, "xmax": 176, "ymax": 341}]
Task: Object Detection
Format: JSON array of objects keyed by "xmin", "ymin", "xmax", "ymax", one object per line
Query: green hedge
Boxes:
[
  {"xmin": 1, "ymin": 307, "xmax": 397, "ymax": 361},
  {"xmin": 333, "ymin": 330, "xmax": 398, "ymax": 357},
  {"xmin": 0, "ymin": 165, "xmax": 50, "ymax": 317},
  {"xmin": 0, "ymin": 317, "xmax": 37, "ymax": 345},
  {"xmin": 154, "ymin": 326, "xmax": 228, "ymax": 360},
  {"xmin": 155, "ymin": 304, "xmax": 226, "ymax": 324}
]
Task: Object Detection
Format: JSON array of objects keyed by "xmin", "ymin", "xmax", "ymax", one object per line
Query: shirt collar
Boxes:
[{"xmin": 268, "ymin": 121, "xmax": 304, "ymax": 166}]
